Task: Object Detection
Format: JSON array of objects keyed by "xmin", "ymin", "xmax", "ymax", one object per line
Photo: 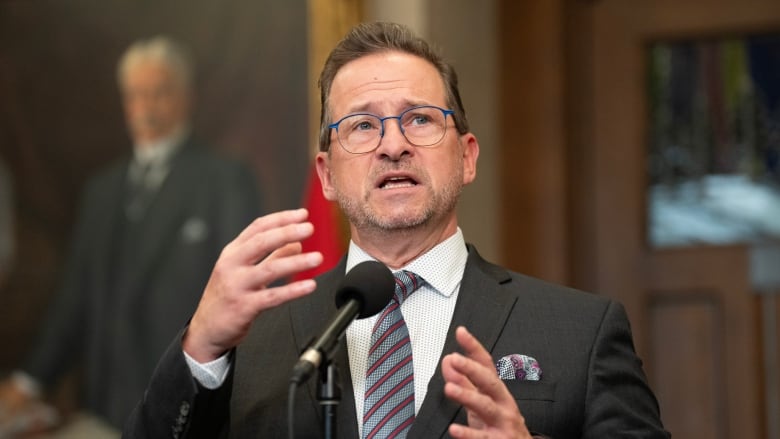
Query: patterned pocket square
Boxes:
[
  {"xmin": 180, "ymin": 217, "xmax": 209, "ymax": 244},
  {"xmin": 496, "ymin": 354, "xmax": 542, "ymax": 381}
]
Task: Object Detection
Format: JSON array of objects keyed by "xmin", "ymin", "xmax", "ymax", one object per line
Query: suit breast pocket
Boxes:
[
  {"xmin": 504, "ymin": 380, "xmax": 556, "ymax": 401},
  {"xmin": 504, "ymin": 380, "xmax": 556, "ymax": 434}
]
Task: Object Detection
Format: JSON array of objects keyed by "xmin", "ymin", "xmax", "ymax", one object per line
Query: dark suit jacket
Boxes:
[
  {"xmin": 23, "ymin": 139, "xmax": 260, "ymax": 429},
  {"xmin": 124, "ymin": 245, "xmax": 669, "ymax": 438}
]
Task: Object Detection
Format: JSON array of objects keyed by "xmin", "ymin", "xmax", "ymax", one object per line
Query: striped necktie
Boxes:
[{"xmin": 362, "ymin": 271, "xmax": 423, "ymax": 439}]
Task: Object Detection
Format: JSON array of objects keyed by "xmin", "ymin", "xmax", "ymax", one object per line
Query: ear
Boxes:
[
  {"xmin": 461, "ymin": 133, "xmax": 479, "ymax": 185},
  {"xmin": 315, "ymin": 151, "xmax": 337, "ymax": 201}
]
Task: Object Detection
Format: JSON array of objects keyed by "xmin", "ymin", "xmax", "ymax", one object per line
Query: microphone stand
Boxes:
[{"xmin": 318, "ymin": 362, "xmax": 341, "ymax": 439}]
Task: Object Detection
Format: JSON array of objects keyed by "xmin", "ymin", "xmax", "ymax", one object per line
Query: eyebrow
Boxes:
[{"xmin": 342, "ymin": 99, "xmax": 434, "ymax": 116}]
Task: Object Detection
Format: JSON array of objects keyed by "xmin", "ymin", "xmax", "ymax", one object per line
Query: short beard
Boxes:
[{"xmin": 333, "ymin": 167, "xmax": 463, "ymax": 234}]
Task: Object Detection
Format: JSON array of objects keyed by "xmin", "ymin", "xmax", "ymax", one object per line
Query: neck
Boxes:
[
  {"xmin": 133, "ymin": 123, "xmax": 189, "ymax": 152},
  {"xmin": 351, "ymin": 215, "xmax": 458, "ymax": 269}
]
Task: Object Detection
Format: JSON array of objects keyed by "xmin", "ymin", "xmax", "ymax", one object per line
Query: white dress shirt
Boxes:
[
  {"xmin": 132, "ymin": 124, "xmax": 188, "ymax": 166},
  {"xmin": 128, "ymin": 125, "xmax": 189, "ymax": 189},
  {"xmin": 346, "ymin": 228, "xmax": 467, "ymax": 436}
]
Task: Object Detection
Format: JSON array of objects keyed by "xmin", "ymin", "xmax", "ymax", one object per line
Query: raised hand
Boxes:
[
  {"xmin": 183, "ymin": 208, "xmax": 323, "ymax": 362},
  {"xmin": 441, "ymin": 326, "xmax": 533, "ymax": 439}
]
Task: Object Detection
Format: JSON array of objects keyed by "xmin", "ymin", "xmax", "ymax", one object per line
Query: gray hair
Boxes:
[
  {"xmin": 317, "ymin": 21, "xmax": 469, "ymax": 152},
  {"xmin": 117, "ymin": 36, "xmax": 193, "ymax": 90}
]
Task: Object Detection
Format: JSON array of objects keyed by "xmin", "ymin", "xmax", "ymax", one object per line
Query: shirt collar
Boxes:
[
  {"xmin": 346, "ymin": 227, "xmax": 468, "ymax": 298},
  {"xmin": 132, "ymin": 124, "xmax": 190, "ymax": 167}
]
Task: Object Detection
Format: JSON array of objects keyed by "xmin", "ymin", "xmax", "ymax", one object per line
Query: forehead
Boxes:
[
  {"xmin": 329, "ymin": 51, "xmax": 446, "ymax": 115},
  {"xmin": 123, "ymin": 60, "xmax": 178, "ymax": 87}
]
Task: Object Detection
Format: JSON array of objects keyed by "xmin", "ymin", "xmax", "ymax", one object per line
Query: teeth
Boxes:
[
  {"xmin": 383, "ymin": 181, "xmax": 413, "ymax": 189},
  {"xmin": 381, "ymin": 177, "xmax": 415, "ymax": 189}
]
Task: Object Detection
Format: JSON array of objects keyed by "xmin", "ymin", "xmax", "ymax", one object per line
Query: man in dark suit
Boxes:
[
  {"xmin": 0, "ymin": 36, "xmax": 259, "ymax": 435},
  {"xmin": 124, "ymin": 23, "xmax": 669, "ymax": 438}
]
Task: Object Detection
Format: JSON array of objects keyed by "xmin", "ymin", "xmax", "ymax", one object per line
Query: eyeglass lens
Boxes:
[{"xmin": 335, "ymin": 106, "xmax": 448, "ymax": 154}]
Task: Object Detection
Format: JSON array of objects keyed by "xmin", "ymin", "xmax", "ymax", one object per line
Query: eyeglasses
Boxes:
[{"xmin": 327, "ymin": 105, "xmax": 455, "ymax": 154}]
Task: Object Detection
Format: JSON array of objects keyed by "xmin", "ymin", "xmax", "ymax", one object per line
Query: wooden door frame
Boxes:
[{"xmin": 563, "ymin": 0, "xmax": 780, "ymax": 436}]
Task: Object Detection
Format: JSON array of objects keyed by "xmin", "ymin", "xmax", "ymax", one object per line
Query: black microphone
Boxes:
[{"xmin": 290, "ymin": 260, "xmax": 395, "ymax": 384}]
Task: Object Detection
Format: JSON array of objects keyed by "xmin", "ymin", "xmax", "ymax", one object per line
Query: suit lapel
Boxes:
[
  {"xmin": 333, "ymin": 335, "xmax": 359, "ymax": 437},
  {"xmin": 127, "ymin": 145, "xmax": 197, "ymax": 293},
  {"xmin": 93, "ymin": 164, "xmax": 129, "ymax": 300},
  {"xmin": 409, "ymin": 246, "xmax": 517, "ymax": 439},
  {"xmin": 290, "ymin": 259, "xmax": 360, "ymax": 438}
]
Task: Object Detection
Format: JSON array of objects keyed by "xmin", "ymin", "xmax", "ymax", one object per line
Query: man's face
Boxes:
[
  {"xmin": 316, "ymin": 51, "xmax": 478, "ymax": 235},
  {"xmin": 120, "ymin": 60, "xmax": 190, "ymax": 145}
]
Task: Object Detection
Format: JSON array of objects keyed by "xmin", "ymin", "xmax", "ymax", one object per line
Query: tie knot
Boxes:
[
  {"xmin": 129, "ymin": 160, "xmax": 152, "ymax": 183},
  {"xmin": 393, "ymin": 271, "xmax": 423, "ymax": 305}
]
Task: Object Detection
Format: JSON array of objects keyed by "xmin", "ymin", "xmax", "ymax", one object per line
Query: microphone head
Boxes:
[{"xmin": 335, "ymin": 260, "xmax": 395, "ymax": 318}]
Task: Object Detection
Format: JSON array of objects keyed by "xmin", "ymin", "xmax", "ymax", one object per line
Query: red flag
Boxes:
[{"xmin": 293, "ymin": 163, "xmax": 346, "ymax": 280}]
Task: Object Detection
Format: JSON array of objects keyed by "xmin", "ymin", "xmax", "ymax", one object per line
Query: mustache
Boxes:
[
  {"xmin": 369, "ymin": 160, "xmax": 429, "ymax": 186},
  {"xmin": 371, "ymin": 160, "xmax": 418, "ymax": 173}
]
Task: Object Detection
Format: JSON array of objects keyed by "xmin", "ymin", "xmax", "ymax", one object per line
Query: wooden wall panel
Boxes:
[
  {"xmin": 644, "ymin": 246, "xmax": 759, "ymax": 437},
  {"xmin": 649, "ymin": 293, "xmax": 725, "ymax": 438},
  {"xmin": 759, "ymin": 293, "xmax": 780, "ymax": 438},
  {"xmin": 498, "ymin": 0, "xmax": 569, "ymax": 283}
]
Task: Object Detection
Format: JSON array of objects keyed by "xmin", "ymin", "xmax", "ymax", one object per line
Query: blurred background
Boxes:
[{"xmin": 1, "ymin": 0, "xmax": 779, "ymax": 437}]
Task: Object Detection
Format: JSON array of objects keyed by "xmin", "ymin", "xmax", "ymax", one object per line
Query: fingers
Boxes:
[
  {"xmin": 455, "ymin": 327, "xmax": 495, "ymax": 365},
  {"xmin": 0, "ymin": 380, "xmax": 35, "ymax": 414},
  {"xmin": 183, "ymin": 209, "xmax": 325, "ymax": 361},
  {"xmin": 227, "ymin": 209, "xmax": 314, "ymax": 266},
  {"xmin": 240, "ymin": 243, "xmax": 324, "ymax": 313},
  {"xmin": 219, "ymin": 209, "xmax": 322, "ymax": 293},
  {"xmin": 441, "ymin": 327, "xmax": 501, "ymax": 396},
  {"xmin": 442, "ymin": 326, "xmax": 532, "ymax": 439},
  {"xmin": 449, "ymin": 328, "xmax": 508, "ymax": 400},
  {"xmin": 233, "ymin": 208, "xmax": 309, "ymax": 245}
]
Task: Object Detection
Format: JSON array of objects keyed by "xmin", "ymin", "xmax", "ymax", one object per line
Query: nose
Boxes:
[
  {"xmin": 376, "ymin": 116, "xmax": 412, "ymax": 160},
  {"xmin": 127, "ymin": 90, "xmax": 156, "ymax": 116}
]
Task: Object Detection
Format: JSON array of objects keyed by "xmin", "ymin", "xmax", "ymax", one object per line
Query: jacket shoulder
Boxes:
[{"xmin": 465, "ymin": 244, "xmax": 611, "ymax": 308}]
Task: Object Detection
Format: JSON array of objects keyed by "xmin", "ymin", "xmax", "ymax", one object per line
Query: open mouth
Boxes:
[{"xmin": 379, "ymin": 176, "xmax": 418, "ymax": 189}]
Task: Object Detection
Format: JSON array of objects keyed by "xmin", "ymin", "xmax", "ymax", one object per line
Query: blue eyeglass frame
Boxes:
[{"xmin": 327, "ymin": 105, "xmax": 455, "ymax": 153}]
